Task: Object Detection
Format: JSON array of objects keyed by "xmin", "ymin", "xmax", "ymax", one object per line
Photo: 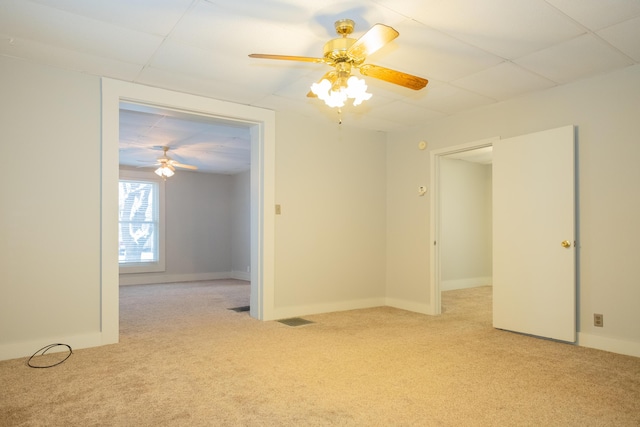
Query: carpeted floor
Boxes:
[{"xmin": 1, "ymin": 280, "xmax": 639, "ymax": 426}]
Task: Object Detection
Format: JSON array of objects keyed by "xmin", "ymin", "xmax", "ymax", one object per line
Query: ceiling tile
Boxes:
[
  {"xmin": 303, "ymin": 0, "xmax": 409, "ymax": 38},
  {"xmin": 203, "ymin": 0, "xmax": 312, "ymax": 25},
  {"xmin": 136, "ymin": 66, "xmax": 260, "ymax": 105},
  {"xmin": 149, "ymin": 39, "xmax": 319, "ymax": 98},
  {"xmin": 118, "ymin": 107, "xmax": 252, "ymax": 174},
  {"xmin": 0, "ymin": 0, "xmax": 163, "ymax": 64},
  {"xmin": 0, "ymin": 34, "xmax": 144, "ymax": 80},
  {"xmin": 272, "ymin": 74, "xmax": 327, "ymax": 102},
  {"xmin": 172, "ymin": 2, "xmax": 323, "ymax": 55},
  {"xmin": 545, "ymin": 0, "xmax": 640, "ymax": 30},
  {"xmin": 514, "ymin": 34, "xmax": 634, "ymax": 83},
  {"xmin": 597, "ymin": 16, "xmax": 640, "ymax": 62},
  {"xmin": 371, "ymin": 19, "xmax": 504, "ymax": 83},
  {"xmin": 409, "ymin": 81, "xmax": 496, "ymax": 115},
  {"xmin": 252, "ymin": 93, "xmax": 331, "ymax": 122},
  {"xmin": 28, "ymin": 0, "xmax": 193, "ymax": 36},
  {"xmin": 452, "ymin": 62, "xmax": 557, "ymax": 100},
  {"xmin": 376, "ymin": 0, "xmax": 585, "ymax": 59}
]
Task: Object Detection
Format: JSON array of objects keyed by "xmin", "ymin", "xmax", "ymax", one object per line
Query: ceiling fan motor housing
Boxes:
[
  {"xmin": 323, "ymin": 19, "xmax": 366, "ymax": 66},
  {"xmin": 323, "ymin": 37, "xmax": 358, "ymax": 65}
]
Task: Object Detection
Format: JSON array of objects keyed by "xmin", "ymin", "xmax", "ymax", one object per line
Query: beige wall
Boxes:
[
  {"xmin": 273, "ymin": 112, "xmax": 387, "ymax": 316},
  {"xmin": 0, "ymin": 56, "xmax": 102, "ymax": 353}
]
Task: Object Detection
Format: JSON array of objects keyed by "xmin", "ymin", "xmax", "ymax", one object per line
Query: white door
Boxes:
[{"xmin": 493, "ymin": 125, "xmax": 576, "ymax": 342}]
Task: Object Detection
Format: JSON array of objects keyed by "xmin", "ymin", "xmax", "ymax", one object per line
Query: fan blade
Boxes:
[
  {"xmin": 359, "ymin": 64, "xmax": 428, "ymax": 90},
  {"xmin": 249, "ymin": 53, "xmax": 325, "ymax": 63},
  {"xmin": 347, "ymin": 24, "xmax": 399, "ymax": 62},
  {"xmin": 172, "ymin": 162, "xmax": 198, "ymax": 170},
  {"xmin": 307, "ymin": 71, "xmax": 336, "ymax": 98}
]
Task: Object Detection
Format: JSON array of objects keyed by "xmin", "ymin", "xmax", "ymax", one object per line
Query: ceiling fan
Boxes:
[
  {"xmin": 153, "ymin": 146, "xmax": 197, "ymax": 178},
  {"xmin": 249, "ymin": 19, "xmax": 428, "ymax": 107}
]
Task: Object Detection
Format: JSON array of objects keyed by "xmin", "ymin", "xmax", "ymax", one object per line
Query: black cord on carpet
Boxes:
[{"xmin": 27, "ymin": 343, "xmax": 72, "ymax": 368}]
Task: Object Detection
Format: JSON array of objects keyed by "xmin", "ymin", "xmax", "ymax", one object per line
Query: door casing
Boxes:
[{"xmin": 100, "ymin": 79, "xmax": 276, "ymax": 346}]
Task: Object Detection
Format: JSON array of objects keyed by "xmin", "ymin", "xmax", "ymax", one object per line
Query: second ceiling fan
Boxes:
[
  {"xmin": 153, "ymin": 146, "xmax": 197, "ymax": 179},
  {"xmin": 249, "ymin": 19, "xmax": 428, "ymax": 108}
]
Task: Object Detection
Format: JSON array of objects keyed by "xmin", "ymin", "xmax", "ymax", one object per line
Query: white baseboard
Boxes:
[
  {"xmin": 230, "ymin": 270, "xmax": 251, "ymax": 281},
  {"xmin": 441, "ymin": 277, "xmax": 492, "ymax": 291},
  {"xmin": 385, "ymin": 298, "xmax": 433, "ymax": 315},
  {"xmin": 0, "ymin": 332, "xmax": 104, "ymax": 362},
  {"xmin": 578, "ymin": 332, "xmax": 640, "ymax": 358},
  {"xmin": 119, "ymin": 271, "xmax": 233, "ymax": 286},
  {"xmin": 271, "ymin": 297, "xmax": 386, "ymax": 320}
]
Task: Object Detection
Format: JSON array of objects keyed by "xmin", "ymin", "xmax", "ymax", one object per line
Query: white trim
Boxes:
[
  {"xmin": 429, "ymin": 137, "xmax": 498, "ymax": 316},
  {"xmin": 0, "ymin": 332, "xmax": 103, "ymax": 362},
  {"xmin": 271, "ymin": 298, "xmax": 386, "ymax": 320},
  {"xmin": 578, "ymin": 332, "xmax": 640, "ymax": 358},
  {"xmin": 385, "ymin": 298, "xmax": 432, "ymax": 315},
  {"xmin": 119, "ymin": 272, "xmax": 235, "ymax": 286},
  {"xmin": 441, "ymin": 277, "xmax": 492, "ymax": 291},
  {"xmin": 230, "ymin": 270, "xmax": 251, "ymax": 281},
  {"xmin": 101, "ymin": 78, "xmax": 276, "ymax": 349}
]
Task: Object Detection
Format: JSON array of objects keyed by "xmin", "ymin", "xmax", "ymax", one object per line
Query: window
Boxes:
[{"xmin": 119, "ymin": 170, "xmax": 165, "ymax": 273}]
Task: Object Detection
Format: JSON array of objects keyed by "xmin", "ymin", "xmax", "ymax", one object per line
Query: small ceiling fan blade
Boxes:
[
  {"xmin": 307, "ymin": 71, "xmax": 336, "ymax": 98},
  {"xmin": 172, "ymin": 162, "xmax": 198, "ymax": 170},
  {"xmin": 249, "ymin": 53, "xmax": 325, "ymax": 63},
  {"xmin": 347, "ymin": 24, "xmax": 399, "ymax": 62},
  {"xmin": 359, "ymin": 64, "xmax": 428, "ymax": 90}
]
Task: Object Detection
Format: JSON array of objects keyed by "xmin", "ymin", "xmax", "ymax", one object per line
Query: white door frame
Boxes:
[
  {"xmin": 100, "ymin": 79, "xmax": 276, "ymax": 346},
  {"xmin": 429, "ymin": 137, "xmax": 498, "ymax": 315}
]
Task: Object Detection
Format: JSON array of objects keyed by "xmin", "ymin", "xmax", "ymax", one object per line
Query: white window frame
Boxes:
[{"xmin": 119, "ymin": 169, "xmax": 166, "ymax": 274}]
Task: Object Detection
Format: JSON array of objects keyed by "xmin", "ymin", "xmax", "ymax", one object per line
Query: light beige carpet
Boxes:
[{"xmin": 1, "ymin": 280, "xmax": 639, "ymax": 426}]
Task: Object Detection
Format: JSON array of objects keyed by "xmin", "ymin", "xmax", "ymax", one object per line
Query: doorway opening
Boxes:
[
  {"xmin": 430, "ymin": 138, "xmax": 497, "ymax": 316},
  {"xmin": 117, "ymin": 102, "xmax": 253, "ymax": 308},
  {"xmin": 101, "ymin": 79, "xmax": 276, "ymax": 346}
]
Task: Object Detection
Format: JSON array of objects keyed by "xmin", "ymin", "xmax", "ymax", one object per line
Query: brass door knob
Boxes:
[{"xmin": 561, "ymin": 240, "xmax": 571, "ymax": 248}]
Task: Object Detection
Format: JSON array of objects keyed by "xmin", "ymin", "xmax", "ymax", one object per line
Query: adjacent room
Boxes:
[
  {"xmin": 117, "ymin": 103, "xmax": 253, "ymax": 323},
  {"xmin": 117, "ymin": 103, "xmax": 252, "ymax": 285}
]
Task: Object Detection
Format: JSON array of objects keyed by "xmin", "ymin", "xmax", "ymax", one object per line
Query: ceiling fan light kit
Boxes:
[
  {"xmin": 151, "ymin": 146, "xmax": 197, "ymax": 179},
  {"xmin": 310, "ymin": 62, "xmax": 372, "ymax": 108},
  {"xmin": 155, "ymin": 165, "xmax": 175, "ymax": 179},
  {"xmin": 249, "ymin": 18, "xmax": 428, "ymax": 113}
]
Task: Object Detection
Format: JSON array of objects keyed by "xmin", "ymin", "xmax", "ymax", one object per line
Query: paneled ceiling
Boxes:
[
  {"xmin": 2, "ymin": 0, "xmax": 639, "ymax": 173},
  {"xmin": 118, "ymin": 103, "xmax": 252, "ymax": 174}
]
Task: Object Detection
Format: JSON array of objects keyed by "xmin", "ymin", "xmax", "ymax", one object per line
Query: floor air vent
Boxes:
[
  {"xmin": 228, "ymin": 306, "xmax": 250, "ymax": 312},
  {"xmin": 277, "ymin": 317, "xmax": 314, "ymax": 327}
]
